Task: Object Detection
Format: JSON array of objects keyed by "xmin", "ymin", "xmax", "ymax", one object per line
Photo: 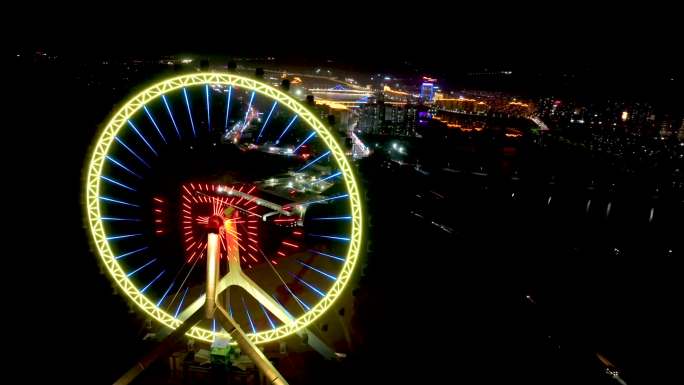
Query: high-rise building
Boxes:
[
  {"xmin": 420, "ymin": 82, "xmax": 435, "ymax": 102},
  {"xmin": 357, "ymin": 101, "xmax": 423, "ymax": 137}
]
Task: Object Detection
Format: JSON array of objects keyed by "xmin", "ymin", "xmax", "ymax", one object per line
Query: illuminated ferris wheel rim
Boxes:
[{"xmin": 85, "ymin": 72, "xmax": 363, "ymax": 344}]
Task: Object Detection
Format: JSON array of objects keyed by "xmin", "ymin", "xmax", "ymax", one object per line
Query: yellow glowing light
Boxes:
[
  {"xmin": 621, "ymin": 111, "xmax": 629, "ymax": 121},
  {"xmin": 85, "ymin": 73, "xmax": 363, "ymax": 344},
  {"xmin": 436, "ymin": 97, "xmax": 478, "ymax": 102},
  {"xmin": 383, "ymin": 85, "xmax": 411, "ymax": 96},
  {"xmin": 314, "ymin": 99, "xmax": 349, "ymax": 110}
]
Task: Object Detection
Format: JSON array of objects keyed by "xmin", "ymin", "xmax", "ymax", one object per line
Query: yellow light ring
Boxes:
[{"xmin": 85, "ymin": 73, "xmax": 363, "ymax": 344}]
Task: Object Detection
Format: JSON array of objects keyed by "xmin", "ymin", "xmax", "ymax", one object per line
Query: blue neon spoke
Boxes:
[
  {"xmin": 205, "ymin": 84, "xmax": 211, "ymax": 131},
  {"xmin": 115, "ymin": 137, "xmax": 150, "ymax": 168},
  {"xmin": 229, "ymin": 303, "xmax": 234, "ymax": 318},
  {"xmin": 224, "ymin": 86, "xmax": 232, "ymax": 129},
  {"xmin": 101, "ymin": 175, "xmax": 136, "ymax": 192},
  {"xmin": 115, "ymin": 246, "xmax": 148, "ymax": 260},
  {"xmin": 257, "ymin": 101, "xmax": 277, "ymax": 143},
  {"xmin": 128, "ymin": 120, "xmax": 158, "ymax": 156},
  {"xmin": 298, "ymin": 150, "xmax": 330, "ymax": 171},
  {"xmin": 242, "ymin": 295, "xmax": 257, "ymax": 334},
  {"xmin": 212, "ymin": 318, "xmax": 216, "ymax": 333},
  {"xmin": 99, "ymin": 196, "xmax": 140, "ymax": 207},
  {"xmin": 141, "ymin": 270, "xmax": 165, "ymax": 293},
  {"xmin": 314, "ymin": 171, "xmax": 342, "ymax": 183},
  {"xmin": 293, "ymin": 131, "xmax": 316, "ymax": 153},
  {"xmin": 291, "ymin": 292, "xmax": 311, "ymax": 311},
  {"xmin": 302, "ymin": 193, "xmax": 348, "ymax": 205},
  {"xmin": 106, "ymin": 233, "xmax": 142, "ymax": 241},
  {"xmin": 259, "ymin": 303, "xmax": 276, "ymax": 330},
  {"xmin": 288, "ymin": 272, "xmax": 325, "ymax": 297},
  {"xmin": 174, "ymin": 287, "xmax": 190, "ymax": 318},
  {"xmin": 308, "ymin": 233, "xmax": 350, "ymax": 242},
  {"xmin": 296, "ymin": 260, "xmax": 337, "ymax": 281},
  {"xmin": 156, "ymin": 278, "xmax": 176, "ymax": 306},
  {"xmin": 106, "ymin": 156, "xmax": 142, "ymax": 179},
  {"xmin": 308, "ymin": 249, "xmax": 345, "ymax": 262},
  {"xmin": 183, "ymin": 88, "xmax": 196, "ymax": 137},
  {"xmin": 144, "ymin": 106, "xmax": 167, "ymax": 144},
  {"xmin": 162, "ymin": 95, "xmax": 181, "ymax": 139},
  {"xmin": 127, "ymin": 258, "xmax": 157, "ymax": 277},
  {"xmin": 275, "ymin": 115, "xmax": 298, "ymax": 144},
  {"xmin": 271, "ymin": 295, "xmax": 296, "ymax": 319},
  {"xmin": 310, "ymin": 216, "xmax": 352, "ymax": 221},
  {"xmin": 244, "ymin": 91, "xmax": 255, "ymax": 122},
  {"xmin": 101, "ymin": 217, "xmax": 141, "ymax": 222}
]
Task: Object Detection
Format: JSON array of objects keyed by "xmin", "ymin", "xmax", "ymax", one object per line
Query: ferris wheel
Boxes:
[{"xmin": 84, "ymin": 73, "xmax": 363, "ymax": 383}]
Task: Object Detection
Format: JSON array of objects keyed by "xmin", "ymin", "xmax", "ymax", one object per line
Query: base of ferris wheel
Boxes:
[{"xmin": 113, "ymin": 214, "xmax": 343, "ymax": 385}]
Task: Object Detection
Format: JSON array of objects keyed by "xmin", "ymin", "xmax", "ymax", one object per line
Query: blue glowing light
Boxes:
[
  {"xmin": 259, "ymin": 303, "xmax": 276, "ymax": 330},
  {"xmin": 298, "ymin": 150, "xmax": 330, "ymax": 171},
  {"xmin": 257, "ymin": 101, "xmax": 277, "ymax": 143},
  {"xmin": 296, "ymin": 260, "xmax": 337, "ymax": 281},
  {"xmin": 101, "ymin": 175, "xmax": 136, "ymax": 192},
  {"xmin": 106, "ymin": 156, "xmax": 141, "ymax": 179},
  {"xmin": 174, "ymin": 287, "xmax": 190, "ymax": 318},
  {"xmin": 308, "ymin": 234, "xmax": 350, "ymax": 242},
  {"xmin": 242, "ymin": 295, "xmax": 257, "ymax": 334},
  {"xmin": 115, "ymin": 246, "xmax": 148, "ymax": 260},
  {"xmin": 99, "ymin": 196, "xmax": 140, "ymax": 207},
  {"xmin": 308, "ymin": 249, "xmax": 345, "ymax": 262},
  {"xmin": 205, "ymin": 84, "xmax": 211, "ymax": 131},
  {"xmin": 302, "ymin": 193, "xmax": 348, "ymax": 205},
  {"xmin": 293, "ymin": 131, "xmax": 316, "ymax": 153},
  {"xmin": 114, "ymin": 137, "xmax": 150, "ymax": 168},
  {"xmin": 288, "ymin": 272, "xmax": 325, "ymax": 297},
  {"xmin": 244, "ymin": 91, "xmax": 255, "ymax": 122},
  {"xmin": 141, "ymin": 270, "xmax": 165, "ymax": 293},
  {"xmin": 224, "ymin": 86, "xmax": 232, "ymax": 129},
  {"xmin": 127, "ymin": 120, "xmax": 158, "ymax": 156},
  {"xmin": 310, "ymin": 215, "xmax": 352, "ymax": 221},
  {"xmin": 275, "ymin": 116, "xmax": 298, "ymax": 144},
  {"xmin": 182, "ymin": 88, "xmax": 196, "ymax": 137},
  {"xmin": 314, "ymin": 171, "xmax": 342, "ymax": 183},
  {"xmin": 144, "ymin": 106, "xmax": 167, "ymax": 144},
  {"xmin": 162, "ymin": 95, "xmax": 181, "ymax": 139},
  {"xmin": 127, "ymin": 258, "xmax": 157, "ymax": 277}
]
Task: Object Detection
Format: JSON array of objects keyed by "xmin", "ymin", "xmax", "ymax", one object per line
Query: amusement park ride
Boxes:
[{"xmin": 84, "ymin": 73, "xmax": 363, "ymax": 384}]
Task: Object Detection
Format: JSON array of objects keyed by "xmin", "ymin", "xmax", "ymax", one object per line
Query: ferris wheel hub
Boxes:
[{"xmin": 206, "ymin": 215, "xmax": 223, "ymax": 233}]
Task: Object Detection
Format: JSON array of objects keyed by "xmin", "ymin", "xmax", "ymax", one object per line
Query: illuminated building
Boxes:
[
  {"xmin": 357, "ymin": 101, "xmax": 423, "ymax": 137},
  {"xmin": 420, "ymin": 82, "xmax": 435, "ymax": 102}
]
